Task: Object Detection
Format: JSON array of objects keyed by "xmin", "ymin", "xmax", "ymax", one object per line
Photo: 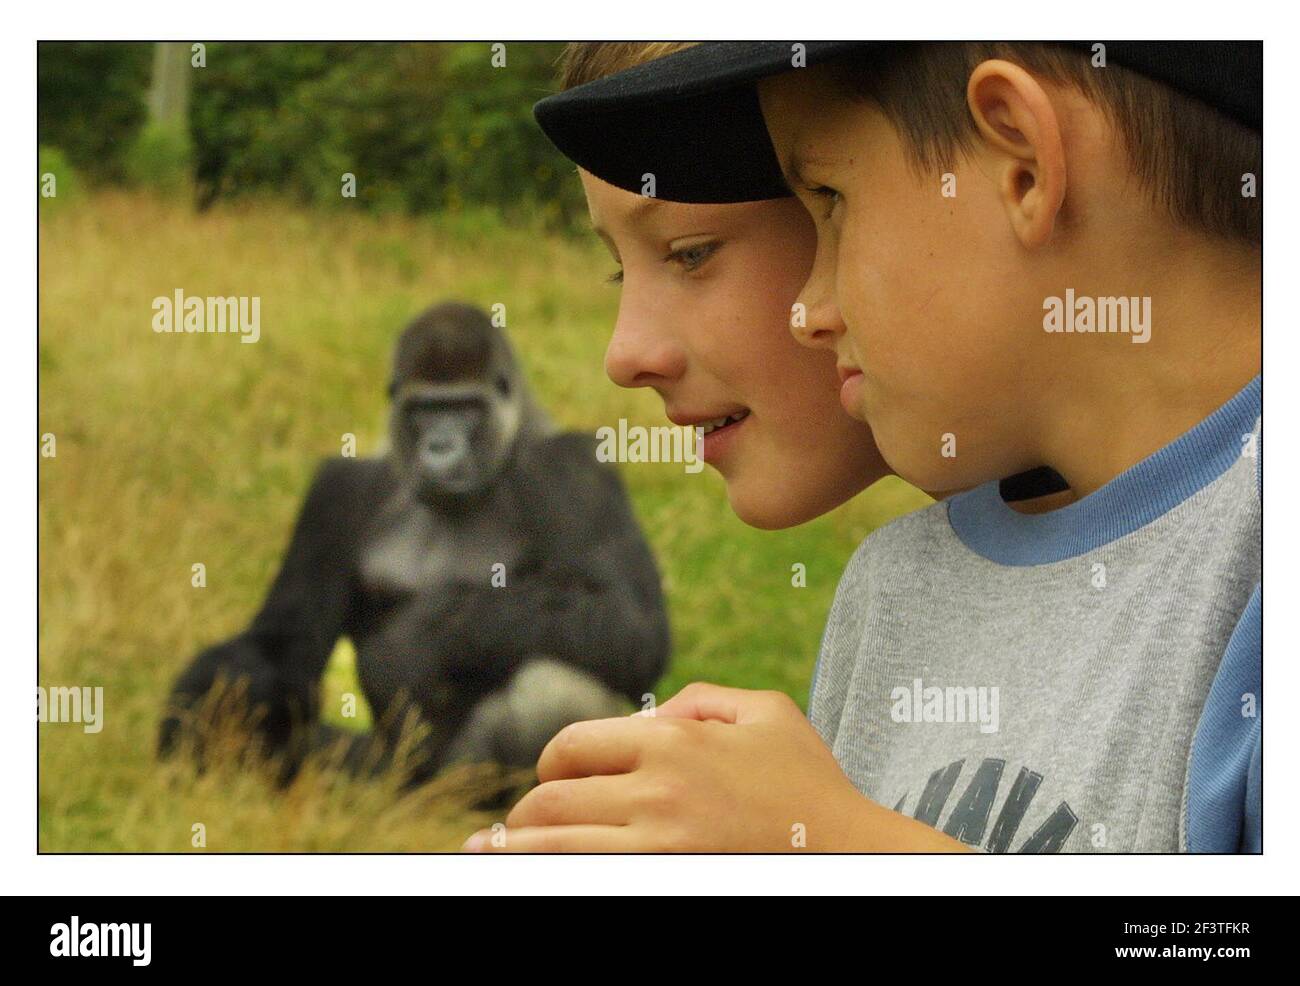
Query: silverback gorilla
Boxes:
[{"xmin": 159, "ymin": 302, "xmax": 671, "ymax": 782}]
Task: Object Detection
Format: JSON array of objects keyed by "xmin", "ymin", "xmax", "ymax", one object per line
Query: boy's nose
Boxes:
[
  {"xmin": 791, "ymin": 296, "xmax": 846, "ymax": 351},
  {"xmin": 604, "ymin": 305, "xmax": 687, "ymax": 389}
]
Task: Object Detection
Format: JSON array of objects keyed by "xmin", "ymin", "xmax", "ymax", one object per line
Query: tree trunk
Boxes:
[{"xmin": 146, "ymin": 42, "xmax": 190, "ymax": 129}]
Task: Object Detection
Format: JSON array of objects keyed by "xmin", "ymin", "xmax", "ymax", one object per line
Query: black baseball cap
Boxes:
[{"xmin": 534, "ymin": 41, "xmax": 1261, "ymax": 204}]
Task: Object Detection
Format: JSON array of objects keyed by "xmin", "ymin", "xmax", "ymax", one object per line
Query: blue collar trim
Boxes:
[{"xmin": 947, "ymin": 376, "xmax": 1261, "ymax": 566}]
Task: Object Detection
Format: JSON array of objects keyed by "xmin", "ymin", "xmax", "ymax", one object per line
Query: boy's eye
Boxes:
[
  {"xmin": 666, "ymin": 241, "xmax": 720, "ymax": 272},
  {"xmin": 804, "ymin": 184, "xmax": 843, "ymax": 219},
  {"xmin": 606, "ymin": 267, "xmax": 624, "ymax": 285}
]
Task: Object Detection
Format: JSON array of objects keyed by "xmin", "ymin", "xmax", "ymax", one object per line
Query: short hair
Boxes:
[
  {"xmin": 558, "ymin": 42, "xmax": 697, "ymax": 91},
  {"xmin": 830, "ymin": 42, "xmax": 1260, "ymax": 244}
]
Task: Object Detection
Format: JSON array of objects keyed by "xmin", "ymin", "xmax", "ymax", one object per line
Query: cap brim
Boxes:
[{"xmin": 534, "ymin": 42, "xmax": 875, "ymax": 204}]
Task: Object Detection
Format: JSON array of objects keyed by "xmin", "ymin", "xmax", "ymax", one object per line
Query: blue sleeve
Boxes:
[
  {"xmin": 1185, "ymin": 584, "xmax": 1262, "ymax": 852},
  {"xmin": 1243, "ymin": 711, "xmax": 1262, "ymax": 852}
]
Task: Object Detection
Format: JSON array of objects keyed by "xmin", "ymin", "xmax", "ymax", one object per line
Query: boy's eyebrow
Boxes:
[
  {"xmin": 588, "ymin": 195, "xmax": 663, "ymax": 239},
  {"xmin": 590, "ymin": 195, "xmax": 664, "ymax": 227},
  {"xmin": 783, "ymin": 147, "xmax": 845, "ymax": 186}
]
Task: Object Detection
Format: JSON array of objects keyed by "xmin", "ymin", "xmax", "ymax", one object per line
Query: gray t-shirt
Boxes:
[{"xmin": 812, "ymin": 377, "xmax": 1262, "ymax": 852}]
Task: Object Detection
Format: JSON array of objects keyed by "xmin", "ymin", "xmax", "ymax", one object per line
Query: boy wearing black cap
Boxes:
[{"xmin": 464, "ymin": 42, "xmax": 1261, "ymax": 853}]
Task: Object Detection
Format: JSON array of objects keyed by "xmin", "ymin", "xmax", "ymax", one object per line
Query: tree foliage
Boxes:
[{"xmin": 38, "ymin": 42, "xmax": 587, "ymax": 228}]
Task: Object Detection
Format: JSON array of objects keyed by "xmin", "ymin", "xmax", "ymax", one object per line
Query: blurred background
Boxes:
[{"xmin": 38, "ymin": 41, "xmax": 930, "ymax": 851}]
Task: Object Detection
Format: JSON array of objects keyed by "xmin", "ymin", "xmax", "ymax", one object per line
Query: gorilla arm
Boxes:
[
  {"xmin": 437, "ymin": 433, "xmax": 671, "ymax": 705},
  {"xmin": 158, "ymin": 457, "xmax": 382, "ymax": 762}
]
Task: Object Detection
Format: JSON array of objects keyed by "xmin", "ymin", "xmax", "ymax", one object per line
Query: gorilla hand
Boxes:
[{"xmin": 158, "ymin": 633, "xmax": 320, "ymax": 774}]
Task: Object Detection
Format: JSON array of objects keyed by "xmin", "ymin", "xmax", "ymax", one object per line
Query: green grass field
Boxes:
[{"xmin": 37, "ymin": 190, "xmax": 931, "ymax": 851}]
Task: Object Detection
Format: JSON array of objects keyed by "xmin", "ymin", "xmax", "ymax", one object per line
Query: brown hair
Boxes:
[
  {"xmin": 558, "ymin": 42, "xmax": 697, "ymax": 91},
  {"xmin": 830, "ymin": 42, "xmax": 1260, "ymax": 244}
]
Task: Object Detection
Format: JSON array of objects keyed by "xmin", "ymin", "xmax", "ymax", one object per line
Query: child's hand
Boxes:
[{"xmin": 460, "ymin": 682, "xmax": 968, "ymax": 852}]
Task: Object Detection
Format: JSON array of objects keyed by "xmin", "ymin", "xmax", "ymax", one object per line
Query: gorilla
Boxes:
[{"xmin": 160, "ymin": 302, "xmax": 671, "ymax": 783}]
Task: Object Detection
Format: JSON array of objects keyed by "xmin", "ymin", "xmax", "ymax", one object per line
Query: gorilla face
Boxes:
[
  {"xmin": 410, "ymin": 396, "xmax": 482, "ymax": 487},
  {"xmin": 392, "ymin": 379, "xmax": 519, "ymax": 506},
  {"xmin": 387, "ymin": 304, "xmax": 528, "ymax": 510}
]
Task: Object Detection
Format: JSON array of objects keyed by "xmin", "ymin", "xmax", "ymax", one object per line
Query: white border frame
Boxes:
[{"xmin": 6, "ymin": 0, "xmax": 1295, "ymax": 896}]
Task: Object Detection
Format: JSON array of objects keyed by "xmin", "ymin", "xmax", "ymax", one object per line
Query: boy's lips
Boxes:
[
  {"xmin": 667, "ymin": 407, "xmax": 750, "ymax": 430},
  {"xmin": 835, "ymin": 362, "xmax": 863, "ymax": 384},
  {"xmin": 666, "ymin": 407, "xmax": 752, "ymax": 464},
  {"xmin": 837, "ymin": 364, "xmax": 866, "ymax": 415}
]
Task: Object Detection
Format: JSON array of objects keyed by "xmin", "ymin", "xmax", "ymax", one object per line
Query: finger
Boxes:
[
  {"xmin": 461, "ymin": 825, "xmax": 632, "ymax": 853},
  {"xmin": 536, "ymin": 716, "xmax": 655, "ymax": 782},
  {"xmin": 506, "ymin": 774, "xmax": 637, "ymax": 828},
  {"xmin": 655, "ymin": 682, "xmax": 778, "ymax": 724}
]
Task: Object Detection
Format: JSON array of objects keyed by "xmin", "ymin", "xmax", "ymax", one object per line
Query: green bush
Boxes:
[
  {"xmin": 38, "ymin": 145, "xmax": 81, "ymax": 210},
  {"xmin": 188, "ymin": 42, "xmax": 586, "ymax": 227},
  {"xmin": 37, "ymin": 42, "xmax": 152, "ymax": 184},
  {"xmin": 123, "ymin": 122, "xmax": 194, "ymax": 196}
]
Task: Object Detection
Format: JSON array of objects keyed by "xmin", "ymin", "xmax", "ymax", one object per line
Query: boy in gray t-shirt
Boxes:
[{"xmin": 813, "ymin": 382, "xmax": 1260, "ymax": 851}]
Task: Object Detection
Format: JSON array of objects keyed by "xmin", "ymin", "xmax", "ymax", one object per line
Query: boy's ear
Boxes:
[{"xmin": 966, "ymin": 59, "xmax": 1067, "ymax": 250}]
